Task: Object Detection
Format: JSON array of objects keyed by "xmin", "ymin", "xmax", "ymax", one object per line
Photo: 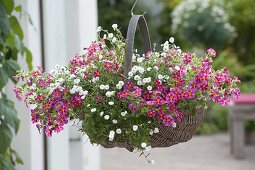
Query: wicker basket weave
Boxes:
[{"xmin": 99, "ymin": 15, "xmax": 204, "ymax": 151}]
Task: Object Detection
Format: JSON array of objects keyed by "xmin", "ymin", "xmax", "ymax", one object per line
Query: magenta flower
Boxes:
[
  {"xmin": 147, "ymin": 109, "xmax": 156, "ymax": 118},
  {"xmin": 44, "ymin": 101, "xmax": 53, "ymax": 110},
  {"xmin": 125, "ymin": 81, "xmax": 134, "ymax": 89},
  {"xmin": 207, "ymin": 48, "xmax": 216, "ymax": 57},
  {"xmin": 71, "ymin": 94, "xmax": 83, "ymax": 107},
  {"xmin": 162, "ymin": 114, "xmax": 174, "ymax": 127},
  {"xmin": 45, "ymin": 127, "xmax": 52, "ymax": 137},
  {"xmin": 93, "ymin": 69, "xmax": 100, "ymax": 78},
  {"xmin": 231, "ymin": 88, "xmax": 240, "ymax": 99},
  {"xmin": 52, "ymin": 88, "xmax": 63, "ymax": 99},
  {"xmin": 57, "ymin": 104, "xmax": 69, "ymax": 115},
  {"xmin": 54, "ymin": 124, "xmax": 64, "ymax": 133},
  {"xmin": 128, "ymin": 102, "xmax": 139, "ymax": 113},
  {"xmin": 154, "ymin": 96, "xmax": 165, "ymax": 106},
  {"xmin": 13, "ymin": 86, "xmax": 23, "ymax": 101},
  {"xmin": 56, "ymin": 115, "xmax": 68, "ymax": 126},
  {"xmin": 176, "ymin": 112, "xmax": 183, "ymax": 122},
  {"xmin": 183, "ymin": 53, "xmax": 192, "ymax": 64},
  {"xmin": 36, "ymin": 94, "xmax": 45, "ymax": 102},
  {"xmin": 179, "ymin": 66, "xmax": 187, "ymax": 76},
  {"xmin": 94, "ymin": 95, "xmax": 104, "ymax": 104},
  {"xmin": 200, "ymin": 83, "xmax": 209, "ymax": 91},
  {"xmin": 185, "ymin": 89, "xmax": 196, "ymax": 99},
  {"xmin": 166, "ymin": 92, "xmax": 177, "ymax": 103},
  {"xmin": 132, "ymin": 88, "xmax": 142, "ymax": 98},
  {"xmin": 104, "ymin": 61, "xmax": 114, "ymax": 70},
  {"xmin": 157, "ymin": 108, "xmax": 165, "ymax": 120},
  {"xmin": 220, "ymin": 97, "xmax": 231, "ymax": 106}
]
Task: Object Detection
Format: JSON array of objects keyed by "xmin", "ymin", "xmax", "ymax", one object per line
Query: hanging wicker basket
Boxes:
[{"xmin": 99, "ymin": 15, "xmax": 205, "ymax": 151}]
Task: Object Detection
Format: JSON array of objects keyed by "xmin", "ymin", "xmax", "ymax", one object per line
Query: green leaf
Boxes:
[
  {"xmin": 9, "ymin": 16, "xmax": 24, "ymax": 39},
  {"xmin": 0, "ymin": 67, "xmax": 8, "ymax": 90},
  {"xmin": 10, "ymin": 149, "xmax": 23, "ymax": 165},
  {"xmin": 3, "ymin": 60, "xmax": 20, "ymax": 83},
  {"xmin": 0, "ymin": 0, "xmax": 14, "ymax": 14},
  {"xmin": 0, "ymin": 154, "xmax": 15, "ymax": 170},
  {"xmin": 25, "ymin": 47, "xmax": 33, "ymax": 71},
  {"xmin": 0, "ymin": 123, "xmax": 13, "ymax": 154},
  {"xmin": 0, "ymin": 99, "xmax": 6, "ymax": 115},
  {"xmin": 3, "ymin": 100, "xmax": 19, "ymax": 133},
  {"xmin": 0, "ymin": 5, "xmax": 10, "ymax": 37},
  {"xmin": 14, "ymin": 5, "xmax": 22, "ymax": 12}
]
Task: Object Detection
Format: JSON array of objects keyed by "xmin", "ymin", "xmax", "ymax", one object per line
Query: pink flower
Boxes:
[
  {"xmin": 157, "ymin": 109, "xmax": 165, "ymax": 120},
  {"xmin": 70, "ymin": 94, "xmax": 83, "ymax": 107},
  {"xmin": 183, "ymin": 53, "xmax": 192, "ymax": 64},
  {"xmin": 104, "ymin": 61, "xmax": 114, "ymax": 70},
  {"xmin": 200, "ymin": 83, "xmax": 209, "ymax": 91},
  {"xmin": 207, "ymin": 48, "xmax": 216, "ymax": 57},
  {"xmin": 13, "ymin": 86, "xmax": 22, "ymax": 101},
  {"xmin": 185, "ymin": 89, "xmax": 195, "ymax": 99},
  {"xmin": 231, "ymin": 88, "xmax": 240, "ymax": 99},
  {"xmin": 45, "ymin": 127, "xmax": 52, "ymax": 137},
  {"xmin": 94, "ymin": 95, "xmax": 104, "ymax": 103},
  {"xmin": 131, "ymin": 88, "xmax": 142, "ymax": 98},
  {"xmin": 154, "ymin": 96, "xmax": 165, "ymax": 106},
  {"xmin": 220, "ymin": 97, "xmax": 231, "ymax": 106},
  {"xmin": 166, "ymin": 92, "xmax": 177, "ymax": 103},
  {"xmin": 52, "ymin": 88, "xmax": 63, "ymax": 99},
  {"xmin": 125, "ymin": 81, "xmax": 134, "ymax": 89},
  {"xmin": 56, "ymin": 115, "xmax": 68, "ymax": 126},
  {"xmin": 57, "ymin": 104, "xmax": 69, "ymax": 115},
  {"xmin": 176, "ymin": 112, "xmax": 183, "ymax": 122},
  {"xmin": 54, "ymin": 124, "xmax": 64, "ymax": 133},
  {"xmin": 44, "ymin": 101, "xmax": 53, "ymax": 110},
  {"xmin": 128, "ymin": 102, "xmax": 139, "ymax": 113},
  {"xmin": 162, "ymin": 114, "xmax": 174, "ymax": 127},
  {"xmin": 93, "ymin": 69, "xmax": 100, "ymax": 78},
  {"xmin": 147, "ymin": 109, "xmax": 156, "ymax": 118},
  {"xmin": 36, "ymin": 94, "xmax": 45, "ymax": 102}
]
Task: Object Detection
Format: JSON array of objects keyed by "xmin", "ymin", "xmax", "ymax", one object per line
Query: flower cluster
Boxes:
[{"xmin": 14, "ymin": 24, "xmax": 240, "ymax": 153}]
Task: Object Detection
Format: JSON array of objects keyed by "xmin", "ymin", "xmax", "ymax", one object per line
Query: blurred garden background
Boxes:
[{"xmin": 99, "ymin": 0, "xmax": 255, "ymax": 135}]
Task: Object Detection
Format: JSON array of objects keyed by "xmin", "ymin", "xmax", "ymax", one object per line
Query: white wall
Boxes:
[{"xmin": 10, "ymin": 1, "xmax": 45, "ymax": 170}]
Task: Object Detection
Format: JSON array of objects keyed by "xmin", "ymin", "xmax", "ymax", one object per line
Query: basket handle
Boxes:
[{"xmin": 124, "ymin": 15, "xmax": 152, "ymax": 78}]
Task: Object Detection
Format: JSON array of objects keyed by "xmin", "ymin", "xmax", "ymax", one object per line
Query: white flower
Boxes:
[
  {"xmin": 137, "ymin": 81, "xmax": 142, "ymax": 86},
  {"xmin": 154, "ymin": 66, "xmax": 159, "ymax": 70},
  {"xmin": 105, "ymin": 85, "xmax": 109, "ymax": 90},
  {"xmin": 169, "ymin": 37, "xmax": 175, "ymax": 43},
  {"xmin": 116, "ymin": 128, "xmax": 122, "ymax": 134},
  {"xmin": 134, "ymin": 75, "xmax": 140, "ymax": 81},
  {"xmin": 87, "ymin": 104, "xmax": 91, "ymax": 107},
  {"xmin": 104, "ymin": 115, "xmax": 110, "ymax": 120},
  {"xmin": 100, "ymin": 111, "xmax": 104, "ymax": 116},
  {"xmin": 81, "ymin": 96, "xmax": 85, "ymax": 100},
  {"xmin": 149, "ymin": 129, "xmax": 154, "ymax": 135},
  {"xmin": 74, "ymin": 79, "xmax": 80, "ymax": 84},
  {"xmin": 175, "ymin": 66, "xmax": 180, "ymax": 70},
  {"xmin": 108, "ymin": 131, "xmax": 115, "ymax": 141},
  {"xmin": 112, "ymin": 119, "xmax": 118, "ymax": 124},
  {"xmin": 100, "ymin": 85, "xmax": 105, "ymax": 90},
  {"xmin": 121, "ymin": 111, "xmax": 127, "ymax": 116},
  {"xmin": 141, "ymin": 143, "xmax": 147, "ymax": 148},
  {"xmin": 133, "ymin": 125, "xmax": 138, "ymax": 131},
  {"xmin": 108, "ymin": 101, "xmax": 114, "ymax": 105},
  {"xmin": 70, "ymin": 89, "xmax": 75, "ymax": 94},
  {"xmin": 91, "ymin": 108, "xmax": 96, "ymax": 112},
  {"xmin": 132, "ymin": 66, "xmax": 139, "ymax": 73},
  {"xmin": 108, "ymin": 33, "xmax": 114, "ymax": 39},
  {"xmin": 103, "ymin": 34, "xmax": 107, "ymax": 39},
  {"xmin": 137, "ymin": 57, "xmax": 144, "ymax": 63},
  {"xmin": 96, "ymin": 26, "xmax": 102, "ymax": 32},
  {"xmin": 128, "ymin": 71, "xmax": 133, "ymax": 77},
  {"xmin": 112, "ymin": 24, "xmax": 118, "ymax": 30},
  {"xmin": 147, "ymin": 67, "xmax": 152, "ymax": 71},
  {"xmin": 138, "ymin": 67, "xmax": 145, "ymax": 74},
  {"xmin": 154, "ymin": 127, "xmax": 159, "ymax": 133},
  {"xmin": 158, "ymin": 74, "xmax": 164, "ymax": 80},
  {"xmin": 172, "ymin": 122, "xmax": 177, "ymax": 128},
  {"xmin": 58, "ymin": 78, "xmax": 64, "ymax": 84},
  {"xmin": 118, "ymin": 81, "xmax": 124, "ymax": 86},
  {"xmin": 147, "ymin": 86, "xmax": 152, "ymax": 91},
  {"xmin": 112, "ymin": 37, "xmax": 117, "ymax": 43},
  {"xmin": 106, "ymin": 91, "xmax": 115, "ymax": 97},
  {"xmin": 163, "ymin": 41, "xmax": 169, "ymax": 51}
]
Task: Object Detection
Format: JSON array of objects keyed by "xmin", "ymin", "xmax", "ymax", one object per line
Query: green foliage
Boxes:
[{"xmin": 0, "ymin": 0, "xmax": 32, "ymax": 168}]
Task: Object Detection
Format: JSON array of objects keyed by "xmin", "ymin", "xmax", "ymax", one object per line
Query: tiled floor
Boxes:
[{"xmin": 101, "ymin": 133, "xmax": 255, "ymax": 170}]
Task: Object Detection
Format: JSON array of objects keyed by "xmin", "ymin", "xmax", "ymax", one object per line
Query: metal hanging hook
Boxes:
[{"xmin": 131, "ymin": 0, "xmax": 146, "ymax": 16}]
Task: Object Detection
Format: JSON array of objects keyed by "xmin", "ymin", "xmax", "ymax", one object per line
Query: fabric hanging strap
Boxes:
[{"xmin": 124, "ymin": 15, "xmax": 152, "ymax": 78}]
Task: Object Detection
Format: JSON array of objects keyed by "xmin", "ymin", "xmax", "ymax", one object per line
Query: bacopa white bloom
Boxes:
[
  {"xmin": 149, "ymin": 129, "xmax": 154, "ymax": 135},
  {"xmin": 100, "ymin": 111, "xmax": 104, "ymax": 116},
  {"xmin": 112, "ymin": 37, "xmax": 117, "ymax": 43},
  {"xmin": 112, "ymin": 119, "xmax": 118, "ymax": 124},
  {"xmin": 172, "ymin": 122, "xmax": 177, "ymax": 128},
  {"xmin": 112, "ymin": 24, "xmax": 118, "ymax": 30},
  {"xmin": 147, "ymin": 67, "xmax": 152, "ymax": 71},
  {"xmin": 134, "ymin": 75, "xmax": 140, "ymax": 81},
  {"xmin": 96, "ymin": 26, "xmax": 102, "ymax": 32},
  {"xmin": 158, "ymin": 74, "xmax": 164, "ymax": 80},
  {"xmin": 108, "ymin": 33, "xmax": 114, "ymax": 39},
  {"xmin": 121, "ymin": 111, "xmax": 127, "ymax": 116},
  {"xmin": 154, "ymin": 66, "xmax": 159, "ymax": 70},
  {"xmin": 91, "ymin": 108, "xmax": 97, "ymax": 112},
  {"xmin": 137, "ymin": 57, "xmax": 144, "ymax": 63},
  {"xmin": 138, "ymin": 67, "xmax": 144, "ymax": 74},
  {"xmin": 108, "ymin": 101, "xmax": 114, "ymax": 105},
  {"xmin": 132, "ymin": 65, "xmax": 139, "ymax": 73},
  {"xmin": 175, "ymin": 65, "xmax": 180, "ymax": 70},
  {"xmin": 104, "ymin": 115, "xmax": 110, "ymax": 120},
  {"xmin": 70, "ymin": 89, "xmax": 75, "ymax": 94},
  {"xmin": 141, "ymin": 142, "xmax": 147, "ymax": 148},
  {"xmin": 128, "ymin": 71, "xmax": 133, "ymax": 77},
  {"xmin": 169, "ymin": 37, "xmax": 175, "ymax": 43},
  {"xmin": 147, "ymin": 86, "xmax": 152, "ymax": 91},
  {"xmin": 133, "ymin": 125, "xmax": 138, "ymax": 131},
  {"xmin": 163, "ymin": 41, "xmax": 169, "ymax": 51},
  {"xmin": 116, "ymin": 128, "xmax": 122, "ymax": 134},
  {"xmin": 74, "ymin": 79, "xmax": 80, "ymax": 84},
  {"xmin": 154, "ymin": 127, "xmax": 159, "ymax": 133},
  {"xmin": 105, "ymin": 85, "xmax": 109, "ymax": 90},
  {"xmin": 118, "ymin": 81, "xmax": 124, "ymax": 86},
  {"xmin": 106, "ymin": 91, "xmax": 115, "ymax": 97},
  {"xmin": 137, "ymin": 81, "xmax": 142, "ymax": 86},
  {"xmin": 108, "ymin": 130, "xmax": 115, "ymax": 141}
]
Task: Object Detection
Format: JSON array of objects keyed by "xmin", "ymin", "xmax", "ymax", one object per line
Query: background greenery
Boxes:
[
  {"xmin": 98, "ymin": 0, "xmax": 255, "ymax": 135},
  {"xmin": 0, "ymin": 0, "xmax": 32, "ymax": 169}
]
